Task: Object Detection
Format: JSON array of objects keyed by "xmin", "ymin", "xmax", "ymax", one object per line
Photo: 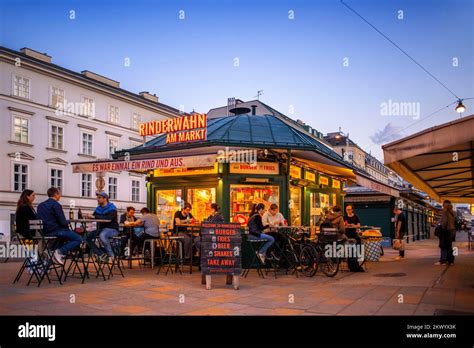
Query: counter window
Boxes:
[
  {"xmin": 156, "ymin": 189, "xmax": 183, "ymax": 227},
  {"xmin": 187, "ymin": 188, "xmax": 216, "ymax": 223},
  {"xmin": 230, "ymin": 185, "xmax": 279, "ymax": 225}
]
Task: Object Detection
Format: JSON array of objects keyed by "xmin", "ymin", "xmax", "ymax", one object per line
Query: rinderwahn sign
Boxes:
[
  {"xmin": 138, "ymin": 113, "xmax": 207, "ymax": 144},
  {"xmin": 72, "ymin": 154, "xmax": 216, "ymax": 173}
]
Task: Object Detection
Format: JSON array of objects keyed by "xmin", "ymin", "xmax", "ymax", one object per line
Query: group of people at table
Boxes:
[{"xmin": 15, "ymin": 187, "xmax": 364, "ymax": 272}]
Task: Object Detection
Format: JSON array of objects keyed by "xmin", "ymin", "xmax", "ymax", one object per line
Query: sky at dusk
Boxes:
[{"xmin": 1, "ymin": 0, "xmax": 472, "ymax": 160}]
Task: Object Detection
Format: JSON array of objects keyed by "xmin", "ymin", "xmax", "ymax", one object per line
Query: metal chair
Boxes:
[
  {"xmin": 158, "ymin": 234, "xmax": 184, "ymax": 275},
  {"xmin": 241, "ymin": 236, "xmax": 267, "ymax": 278},
  {"xmin": 27, "ymin": 220, "xmax": 64, "ymax": 287}
]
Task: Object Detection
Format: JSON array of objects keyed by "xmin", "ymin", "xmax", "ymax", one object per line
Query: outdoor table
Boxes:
[
  {"xmin": 176, "ymin": 223, "xmax": 201, "ymax": 274},
  {"xmin": 68, "ymin": 219, "xmax": 111, "ymax": 282}
]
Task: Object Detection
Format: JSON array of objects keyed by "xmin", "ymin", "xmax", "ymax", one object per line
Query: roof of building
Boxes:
[
  {"xmin": 122, "ymin": 113, "xmax": 347, "ymax": 164},
  {"xmin": 0, "ymin": 46, "xmax": 182, "ymax": 116}
]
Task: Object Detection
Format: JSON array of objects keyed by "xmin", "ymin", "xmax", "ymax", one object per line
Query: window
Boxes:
[
  {"xmin": 13, "ymin": 116, "xmax": 29, "ymax": 143},
  {"xmin": 131, "ymin": 113, "xmax": 141, "ymax": 130},
  {"xmin": 50, "ymin": 168, "xmax": 63, "ymax": 191},
  {"xmin": 51, "ymin": 87, "xmax": 65, "ymax": 109},
  {"xmin": 81, "ymin": 173, "xmax": 92, "ymax": 197},
  {"xmin": 108, "ymin": 105, "xmax": 119, "ymax": 124},
  {"xmin": 108, "ymin": 177, "xmax": 118, "ymax": 200},
  {"xmin": 13, "ymin": 75, "xmax": 30, "ymax": 99},
  {"xmin": 81, "ymin": 97, "xmax": 95, "ymax": 117},
  {"xmin": 131, "ymin": 180, "xmax": 140, "ymax": 202},
  {"xmin": 81, "ymin": 132, "xmax": 93, "ymax": 155},
  {"xmin": 13, "ymin": 163, "xmax": 28, "ymax": 192},
  {"xmin": 130, "ymin": 140, "xmax": 142, "ymax": 148},
  {"xmin": 108, "ymin": 137, "xmax": 119, "ymax": 159},
  {"xmin": 50, "ymin": 125, "xmax": 64, "ymax": 149}
]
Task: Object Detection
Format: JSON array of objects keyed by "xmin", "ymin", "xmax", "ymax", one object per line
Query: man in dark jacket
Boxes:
[
  {"xmin": 37, "ymin": 187, "xmax": 82, "ymax": 265},
  {"xmin": 436, "ymin": 200, "xmax": 456, "ymax": 265},
  {"xmin": 85, "ymin": 192, "xmax": 119, "ymax": 262}
]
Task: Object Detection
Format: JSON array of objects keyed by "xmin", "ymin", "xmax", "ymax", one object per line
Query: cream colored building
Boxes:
[{"xmin": 0, "ymin": 46, "xmax": 181, "ymax": 240}]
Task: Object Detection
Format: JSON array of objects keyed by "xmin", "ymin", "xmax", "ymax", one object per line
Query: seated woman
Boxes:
[
  {"xmin": 206, "ymin": 203, "xmax": 225, "ymax": 223},
  {"xmin": 15, "ymin": 189, "xmax": 38, "ymax": 240},
  {"xmin": 247, "ymin": 203, "xmax": 275, "ymax": 264}
]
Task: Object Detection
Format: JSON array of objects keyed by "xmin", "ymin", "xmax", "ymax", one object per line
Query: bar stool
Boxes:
[
  {"xmin": 158, "ymin": 235, "xmax": 184, "ymax": 275},
  {"xmin": 142, "ymin": 238, "xmax": 164, "ymax": 269},
  {"xmin": 241, "ymin": 237, "xmax": 267, "ymax": 279}
]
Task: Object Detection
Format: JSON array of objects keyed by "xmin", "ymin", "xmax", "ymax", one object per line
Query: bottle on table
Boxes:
[
  {"xmin": 78, "ymin": 208, "xmax": 83, "ymax": 219},
  {"xmin": 69, "ymin": 208, "xmax": 74, "ymax": 220},
  {"xmin": 186, "ymin": 215, "xmax": 190, "ymax": 224}
]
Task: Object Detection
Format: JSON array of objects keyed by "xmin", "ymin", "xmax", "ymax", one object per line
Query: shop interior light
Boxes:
[{"xmin": 455, "ymin": 99, "xmax": 466, "ymax": 113}]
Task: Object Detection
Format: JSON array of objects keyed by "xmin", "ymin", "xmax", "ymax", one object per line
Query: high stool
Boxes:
[
  {"xmin": 241, "ymin": 238, "xmax": 267, "ymax": 279},
  {"xmin": 142, "ymin": 238, "xmax": 164, "ymax": 269},
  {"xmin": 158, "ymin": 235, "xmax": 184, "ymax": 275}
]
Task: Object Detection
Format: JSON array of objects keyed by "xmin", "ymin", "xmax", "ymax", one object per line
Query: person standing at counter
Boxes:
[
  {"xmin": 248, "ymin": 203, "xmax": 274, "ymax": 264},
  {"xmin": 174, "ymin": 203, "xmax": 200, "ymax": 260}
]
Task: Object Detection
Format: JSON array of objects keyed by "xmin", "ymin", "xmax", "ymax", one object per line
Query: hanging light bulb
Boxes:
[{"xmin": 455, "ymin": 99, "xmax": 466, "ymax": 113}]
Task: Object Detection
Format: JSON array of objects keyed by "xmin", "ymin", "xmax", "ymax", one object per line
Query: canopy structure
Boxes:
[
  {"xmin": 382, "ymin": 114, "xmax": 474, "ymax": 203},
  {"xmin": 109, "ymin": 114, "xmax": 358, "ymax": 182}
]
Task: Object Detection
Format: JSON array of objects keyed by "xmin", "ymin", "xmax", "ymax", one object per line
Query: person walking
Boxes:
[
  {"xmin": 393, "ymin": 207, "xmax": 407, "ymax": 260},
  {"xmin": 436, "ymin": 200, "xmax": 456, "ymax": 265}
]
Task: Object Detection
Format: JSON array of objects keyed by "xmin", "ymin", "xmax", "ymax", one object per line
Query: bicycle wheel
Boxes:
[
  {"xmin": 320, "ymin": 253, "xmax": 339, "ymax": 277},
  {"xmin": 300, "ymin": 244, "xmax": 318, "ymax": 277}
]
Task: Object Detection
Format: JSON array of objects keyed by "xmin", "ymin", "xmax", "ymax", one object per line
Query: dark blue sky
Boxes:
[{"xmin": 1, "ymin": 0, "xmax": 472, "ymax": 159}]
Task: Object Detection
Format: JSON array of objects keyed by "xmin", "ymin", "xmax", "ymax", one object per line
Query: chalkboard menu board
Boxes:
[{"xmin": 200, "ymin": 222, "xmax": 242, "ymax": 275}]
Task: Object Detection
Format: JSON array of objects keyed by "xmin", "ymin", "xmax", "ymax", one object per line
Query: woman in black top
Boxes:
[
  {"xmin": 247, "ymin": 203, "xmax": 274, "ymax": 263},
  {"xmin": 15, "ymin": 189, "xmax": 38, "ymax": 239}
]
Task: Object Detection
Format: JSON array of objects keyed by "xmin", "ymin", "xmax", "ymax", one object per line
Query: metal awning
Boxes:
[{"xmin": 382, "ymin": 114, "xmax": 474, "ymax": 203}]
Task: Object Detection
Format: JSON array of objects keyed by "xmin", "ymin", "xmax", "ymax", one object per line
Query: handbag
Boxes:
[
  {"xmin": 392, "ymin": 238, "xmax": 403, "ymax": 250},
  {"xmin": 434, "ymin": 225, "xmax": 443, "ymax": 238}
]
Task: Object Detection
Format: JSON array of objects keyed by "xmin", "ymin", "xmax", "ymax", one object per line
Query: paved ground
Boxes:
[{"xmin": 1, "ymin": 232, "xmax": 473, "ymax": 316}]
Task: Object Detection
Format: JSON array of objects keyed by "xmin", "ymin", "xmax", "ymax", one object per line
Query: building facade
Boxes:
[{"xmin": 0, "ymin": 47, "xmax": 181, "ymax": 240}]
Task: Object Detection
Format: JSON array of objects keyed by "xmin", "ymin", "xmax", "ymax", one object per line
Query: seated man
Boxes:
[
  {"xmin": 262, "ymin": 203, "xmax": 287, "ymax": 249},
  {"xmin": 173, "ymin": 203, "xmax": 200, "ymax": 259},
  {"xmin": 37, "ymin": 187, "xmax": 82, "ymax": 265},
  {"xmin": 120, "ymin": 206, "xmax": 139, "ymax": 254},
  {"xmin": 85, "ymin": 192, "xmax": 119, "ymax": 262},
  {"xmin": 133, "ymin": 207, "xmax": 160, "ymax": 253}
]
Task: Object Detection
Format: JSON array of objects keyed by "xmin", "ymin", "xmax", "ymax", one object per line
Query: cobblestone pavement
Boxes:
[{"xmin": 1, "ymin": 232, "xmax": 473, "ymax": 315}]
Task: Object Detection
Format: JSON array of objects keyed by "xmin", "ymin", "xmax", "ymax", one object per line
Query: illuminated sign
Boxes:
[
  {"xmin": 332, "ymin": 180, "xmax": 341, "ymax": 189},
  {"xmin": 139, "ymin": 113, "xmax": 207, "ymax": 144},
  {"xmin": 72, "ymin": 154, "xmax": 216, "ymax": 173},
  {"xmin": 305, "ymin": 171, "xmax": 316, "ymax": 182},
  {"xmin": 229, "ymin": 162, "xmax": 279, "ymax": 175},
  {"xmin": 319, "ymin": 175, "xmax": 329, "ymax": 186},
  {"xmin": 290, "ymin": 165, "xmax": 301, "ymax": 179}
]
